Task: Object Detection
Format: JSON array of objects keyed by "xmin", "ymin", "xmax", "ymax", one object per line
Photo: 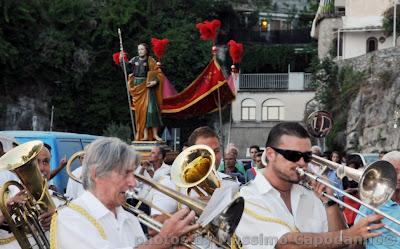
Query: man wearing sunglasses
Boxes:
[{"xmin": 236, "ymin": 122, "xmax": 384, "ymax": 249}]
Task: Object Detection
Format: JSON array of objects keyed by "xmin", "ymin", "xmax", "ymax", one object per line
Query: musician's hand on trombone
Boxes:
[
  {"xmin": 158, "ymin": 207, "xmax": 199, "ymax": 246},
  {"xmin": 310, "ymin": 177, "xmax": 334, "ymax": 203},
  {"xmin": 344, "ymin": 214, "xmax": 384, "ymax": 242}
]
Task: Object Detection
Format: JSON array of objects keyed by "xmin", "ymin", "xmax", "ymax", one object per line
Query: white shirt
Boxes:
[
  {"xmin": 236, "ymin": 173, "xmax": 328, "ymax": 249},
  {"xmin": 55, "ymin": 191, "xmax": 146, "ymax": 249},
  {"xmin": 0, "ymin": 171, "xmax": 19, "ymax": 186},
  {"xmin": 137, "ymin": 163, "xmax": 171, "ymax": 202},
  {"xmin": 65, "ymin": 166, "xmax": 84, "ymax": 199}
]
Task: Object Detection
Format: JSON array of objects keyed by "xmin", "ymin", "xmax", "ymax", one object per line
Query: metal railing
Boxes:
[
  {"xmin": 240, "ymin": 73, "xmax": 288, "ymax": 89},
  {"xmin": 303, "ymin": 73, "xmax": 313, "ymax": 89},
  {"xmin": 239, "ymin": 73, "xmax": 315, "ymax": 90}
]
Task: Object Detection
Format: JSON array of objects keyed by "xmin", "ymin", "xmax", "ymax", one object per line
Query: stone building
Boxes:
[{"xmin": 312, "ymin": 0, "xmax": 395, "ymax": 59}]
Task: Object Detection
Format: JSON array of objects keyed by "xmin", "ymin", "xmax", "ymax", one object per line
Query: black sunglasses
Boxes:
[{"xmin": 271, "ymin": 147, "xmax": 312, "ymax": 163}]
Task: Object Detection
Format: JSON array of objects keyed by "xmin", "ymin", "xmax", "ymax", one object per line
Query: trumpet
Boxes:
[
  {"xmin": 65, "ymin": 150, "xmax": 244, "ymax": 249},
  {"xmin": 0, "ymin": 140, "xmax": 55, "ymax": 249}
]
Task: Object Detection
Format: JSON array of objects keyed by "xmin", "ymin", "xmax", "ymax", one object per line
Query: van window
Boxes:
[
  {"xmin": 82, "ymin": 139, "xmax": 96, "ymax": 148},
  {"xmin": 55, "ymin": 139, "xmax": 84, "ymax": 193}
]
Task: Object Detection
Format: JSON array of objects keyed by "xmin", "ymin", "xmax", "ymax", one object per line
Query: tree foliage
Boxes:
[
  {"xmin": 241, "ymin": 43, "xmax": 316, "ymax": 73},
  {"xmin": 310, "ymin": 57, "xmax": 365, "ymax": 151},
  {"xmin": 0, "ymin": 0, "xmax": 242, "ymax": 134},
  {"xmin": 383, "ymin": 6, "xmax": 400, "ymax": 37}
]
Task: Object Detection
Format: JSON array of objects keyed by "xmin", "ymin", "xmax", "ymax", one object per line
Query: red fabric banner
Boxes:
[{"xmin": 161, "ymin": 58, "xmax": 235, "ymax": 119}]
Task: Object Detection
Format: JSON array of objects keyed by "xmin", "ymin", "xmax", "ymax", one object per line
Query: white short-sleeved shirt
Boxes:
[
  {"xmin": 55, "ymin": 191, "xmax": 146, "ymax": 249},
  {"xmin": 236, "ymin": 173, "xmax": 328, "ymax": 249},
  {"xmin": 137, "ymin": 163, "xmax": 171, "ymax": 201},
  {"xmin": 65, "ymin": 166, "xmax": 84, "ymax": 199}
]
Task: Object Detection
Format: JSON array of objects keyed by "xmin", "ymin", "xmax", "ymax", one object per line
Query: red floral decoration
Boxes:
[
  {"xmin": 112, "ymin": 51, "xmax": 128, "ymax": 65},
  {"xmin": 151, "ymin": 38, "xmax": 169, "ymax": 61},
  {"xmin": 196, "ymin": 19, "xmax": 221, "ymax": 43},
  {"xmin": 228, "ymin": 40, "xmax": 244, "ymax": 64}
]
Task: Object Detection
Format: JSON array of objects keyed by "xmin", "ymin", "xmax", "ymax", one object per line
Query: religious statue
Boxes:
[{"xmin": 121, "ymin": 43, "xmax": 164, "ymax": 141}]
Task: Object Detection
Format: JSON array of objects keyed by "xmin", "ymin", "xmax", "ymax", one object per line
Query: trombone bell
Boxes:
[
  {"xmin": 359, "ymin": 161, "xmax": 396, "ymax": 207},
  {"xmin": 171, "ymin": 145, "xmax": 220, "ymax": 195}
]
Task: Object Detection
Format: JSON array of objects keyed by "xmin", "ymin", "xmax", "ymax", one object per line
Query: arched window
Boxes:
[
  {"xmin": 366, "ymin": 37, "xmax": 378, "ymax": 53},
  {"xmin": 262, "ymin": 98, "xmax": 284, "ymax": 121},
  {"xmin": 241, "ymin": 98, "xmax": 256, "ymax": 120}
]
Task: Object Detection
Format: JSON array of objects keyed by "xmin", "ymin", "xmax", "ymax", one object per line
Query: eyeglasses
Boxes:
[{"xmin": 271, "ymin": 147, "xmax": 312, "ymax": 163}]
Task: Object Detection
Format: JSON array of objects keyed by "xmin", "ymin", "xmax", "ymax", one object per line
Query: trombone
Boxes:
[
  {"xmin": 304, "ymin": 111, "xmax": 400, "ymax": 236},
  {"xmin": 65, "ymin": 149, "xmax": 244, "ymax": 249}
]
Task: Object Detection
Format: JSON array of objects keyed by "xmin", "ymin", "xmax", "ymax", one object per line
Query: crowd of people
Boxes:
[{"xmin": 0, "ymin": 121, "xmax": 399, "ymax": 249}]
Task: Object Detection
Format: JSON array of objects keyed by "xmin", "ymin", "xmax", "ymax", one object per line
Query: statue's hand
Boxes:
[{"xmin": 146, "ymin": 80, "xmax": 157, "ymax": 87}]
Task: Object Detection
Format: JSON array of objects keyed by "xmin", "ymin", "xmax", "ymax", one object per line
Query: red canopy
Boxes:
[{"xmin": 161, "ymin": 58, "xmax": 236, "ymax": 119}]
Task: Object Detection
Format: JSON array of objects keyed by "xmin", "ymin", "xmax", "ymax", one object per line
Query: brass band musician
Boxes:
[
  {"xmin": 51, "ymin": 137, "xmax": 198, "ymax": 249},
  {"xmin": 236, "ymin": 122, "xmax": 385, "ymax": 249}
]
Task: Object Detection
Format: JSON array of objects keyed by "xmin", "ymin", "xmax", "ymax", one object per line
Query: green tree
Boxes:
[{"xmin": 0, "ymin": 0, "xmax": 247, "ymax": 136}]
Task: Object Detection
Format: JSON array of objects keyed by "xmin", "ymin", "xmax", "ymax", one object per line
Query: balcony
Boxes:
[
  {"xmin": 219, "ymin": 28, "xmax": 314, "ymax": 44},
  {"xmin": 239, "ymin": 72, "xmax": 314, "ymax": 90}
]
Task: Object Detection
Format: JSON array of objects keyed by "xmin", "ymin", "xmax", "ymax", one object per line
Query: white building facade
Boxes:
[
  {"xmin": 312, "ymin": 0, "xmax": 396, "ymax": 59},
  {"xmin": 226, "ymin": 73, "xmax": 315, "ymax": 158}
]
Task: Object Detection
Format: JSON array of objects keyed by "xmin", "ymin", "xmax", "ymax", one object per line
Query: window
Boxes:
[
  {"xmin": 262, "ymin": 99, "xmax": 284, "ymax": 121},
  {"xmin": 366, "ymin": 37, "xmax": 378, "ymax": 53},
  {"xmin": 241, "ymin": 98, "xmax": 256, "ymax": 120}
]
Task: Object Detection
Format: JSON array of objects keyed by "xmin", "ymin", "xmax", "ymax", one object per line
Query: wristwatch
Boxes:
[{"xmin": 323, "ymin": 199, "xmax": 337, "ymax": 208}]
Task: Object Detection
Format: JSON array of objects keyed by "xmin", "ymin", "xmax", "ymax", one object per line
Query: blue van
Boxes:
[{"xmin": 0, "ymin": 131, "xmax": 101, "ymax": 193}]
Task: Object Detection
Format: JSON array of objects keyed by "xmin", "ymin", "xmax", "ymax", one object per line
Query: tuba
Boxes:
[
  {"xmin": 0, "ymin": 140, "xmax": 55, "ymax": 249},
  {"xmin": 171, "ymin": 145, "xmax": 221, "ymax": 196}
]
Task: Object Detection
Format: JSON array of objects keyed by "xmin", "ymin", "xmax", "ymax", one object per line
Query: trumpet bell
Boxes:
[
  {"xmin": 359, "ymin": 160, "xmax": 397, "ymax": 207},
  {"xmin": 171, "ymin": 145, "xmax": 220, "ymax": 194}
]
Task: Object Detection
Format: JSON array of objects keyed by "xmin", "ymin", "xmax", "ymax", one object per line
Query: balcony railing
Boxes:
[
  {"xmin": 239, "ymin": 73, "xmax": 314, "ymax": 90},
  {"xmin": 240, "ymin": 73, "xmax": 288, "ymax": 89},
  {"xmin": 304, "ymin": 73, "xmax": 313, "ymax": 89}
]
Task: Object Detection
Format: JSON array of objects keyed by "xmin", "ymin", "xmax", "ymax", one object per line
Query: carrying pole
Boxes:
[{"xmin": 118, "ymin": 28, "xmax": 136, "ymax": 138}]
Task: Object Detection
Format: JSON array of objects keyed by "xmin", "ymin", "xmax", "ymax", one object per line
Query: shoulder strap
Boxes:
[
  {"xmin": 0, "ymin": 235, "xmax": 16, "ymax": 245},
  {"xmin": 244, "ymin": 207, "xmax": 299, "ymax": 232},
  {"xmin": 50, "ymin": 203, "xmax": 107, "ymax": 249}
]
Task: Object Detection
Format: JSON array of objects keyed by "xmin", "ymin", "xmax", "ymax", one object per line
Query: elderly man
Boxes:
[
  {"xmin": 51, "ymin": 137, "xmax": 197, "ymax": 249},
  {"xmin": 222, "ymin": 151, "xmax": 245, "ymax": 184},
  {"xmin": 354, "ymin": 150, "xmax": 400, "ymax": 249},
  {"xmin": 236, "ymin": 122, "xmax": 385, "ymax": 249}
]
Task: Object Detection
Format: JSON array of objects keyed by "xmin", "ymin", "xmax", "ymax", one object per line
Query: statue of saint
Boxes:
[{"xmin": 122, "ymin": 43, "xmax": 164, "ymax": 141}]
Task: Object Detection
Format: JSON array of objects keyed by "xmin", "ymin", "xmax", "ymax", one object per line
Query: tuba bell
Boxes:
[
  {"xmin": 170, "ymin": 145, "xmax": 221, "ymax": 196},
  {"xmin": 0, "ymin": 140, "xmax": 55, "ymax": 249}
]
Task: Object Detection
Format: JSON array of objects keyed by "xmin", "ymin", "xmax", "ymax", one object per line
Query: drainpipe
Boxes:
[
  {"xmin": 394, "ymin": 0, "xmax": 397, "ymax": 47},
  {"xmin": 337, "ymin": 28, "xmax": 341, "ymax": 59}
]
